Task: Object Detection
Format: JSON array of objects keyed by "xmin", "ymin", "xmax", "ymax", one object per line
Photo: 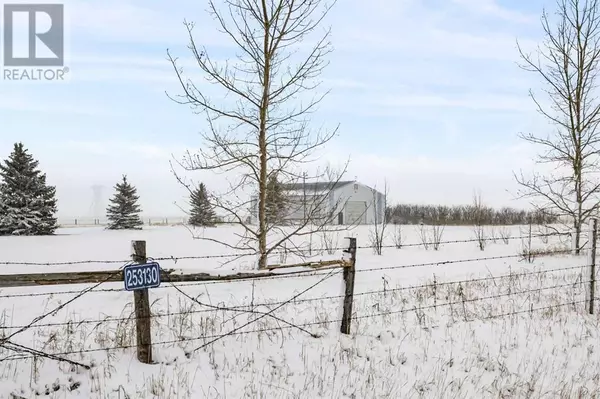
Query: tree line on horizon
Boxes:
[{"xmin": 385, "ymin": 203, "xmax": 559, "ymax": 226}]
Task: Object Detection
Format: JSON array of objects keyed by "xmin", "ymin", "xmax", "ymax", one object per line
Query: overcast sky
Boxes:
[{"xmin": 0, "ymin": 0, "xmax": 556, "ymax": 218}]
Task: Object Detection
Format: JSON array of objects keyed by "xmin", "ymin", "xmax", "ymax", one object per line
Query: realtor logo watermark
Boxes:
[{"xmin": 2, "ymin": 3, "xmax": 69, "ymax": 81}]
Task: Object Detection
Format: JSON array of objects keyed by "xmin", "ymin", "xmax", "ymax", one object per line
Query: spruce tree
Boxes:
[
  {"xmin": 189, "ymin": 183, "xmax": 216, "ymax": 227},
  {"xmin": 0, "ymin": 143, "xmax": 58, "ymax": 235},
  {"xmin": 265, "ymin": 174, "xmax": 288, "ymax": 225},
  {"xmin": 106, "ymin": 175, "xmax": 143, "ymax": 230}
]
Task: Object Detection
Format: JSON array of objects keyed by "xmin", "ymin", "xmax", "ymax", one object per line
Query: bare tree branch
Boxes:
[
  {"xmin": 515, "ymin": 0, "xmax": 600, "ymax": 253},
  {"xmin": 168, "ymin": 0, "xmax": 343, "ymax": 268}
]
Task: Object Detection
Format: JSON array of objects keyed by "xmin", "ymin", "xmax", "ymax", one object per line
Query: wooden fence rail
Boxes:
[{"xmin": 0, "ymin": 260, "xmax": 348, "ymax": 288}]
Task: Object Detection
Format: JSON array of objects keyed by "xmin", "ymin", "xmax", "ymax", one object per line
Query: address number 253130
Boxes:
[{"xmin": 124, "ymin": 262, "xmax": 161, "ymax": 291}]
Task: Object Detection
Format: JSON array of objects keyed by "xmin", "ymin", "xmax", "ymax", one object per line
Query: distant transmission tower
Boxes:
[{"xmin": 90, "ymin": 185, "xmax": 105, "ymax": 219}]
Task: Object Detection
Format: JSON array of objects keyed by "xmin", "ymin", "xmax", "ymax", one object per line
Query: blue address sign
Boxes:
[{"xmin": 124, "ymin": 262, "xmax": 161, "ymax": 291}]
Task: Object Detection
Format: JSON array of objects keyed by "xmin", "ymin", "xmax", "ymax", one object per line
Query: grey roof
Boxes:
[{"xmin": 280, "ymin": 181, "xmax": 356, "ymax": 192}]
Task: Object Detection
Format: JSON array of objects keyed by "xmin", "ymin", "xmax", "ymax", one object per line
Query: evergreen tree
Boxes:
[
  {"xmin": 106, "ymin": 175, "xmax": 143, "ymax": 230},
  {"xmin": 0, "ymin": 143, "xmax": 58, "ymax": 235},
  {"xmin": 189, "ymin": 183, "xmax": 216, "ymax": 227},
  {"xmin": 265, "ymin": 174, "xmax": 288, "ymax": 225}
]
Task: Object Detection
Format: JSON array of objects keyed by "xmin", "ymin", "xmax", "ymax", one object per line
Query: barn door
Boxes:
[{"xmin": 345, "ymin": 201, "xmax": 367, "ymax": 225}]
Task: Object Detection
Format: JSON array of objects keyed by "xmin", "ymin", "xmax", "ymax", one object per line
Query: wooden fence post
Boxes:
[
  {"xmin": 131, "ymin": 240, "xmax": 152, "ymax": 363},
  {"xmin": 589, "ymin": 219, "xmax": 597, "ymax": 315},
  {"xmin": 341, "ymin": 237, "xmax": 357, "ymax": 335}
]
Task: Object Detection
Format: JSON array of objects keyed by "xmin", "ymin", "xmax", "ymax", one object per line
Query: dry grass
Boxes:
[{"xmin": 0, "ymin": 259, "xmax": 598, "ymax": 398}]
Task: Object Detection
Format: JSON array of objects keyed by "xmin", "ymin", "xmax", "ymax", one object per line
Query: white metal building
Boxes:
[{"xmin": 249, "ymin": 180, "xmax": 386, "ymax": 225}]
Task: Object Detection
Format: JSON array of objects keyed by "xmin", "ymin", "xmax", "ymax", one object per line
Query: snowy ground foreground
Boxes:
[{"xmin": 0, "ymin": 224, "xmax": 599, "ymax": 398}]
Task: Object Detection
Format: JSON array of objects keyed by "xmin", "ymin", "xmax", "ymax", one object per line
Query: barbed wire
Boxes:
[
  {"xmin": 0, "ymin": 251, "xmax": 586, "ymax": 298},
  {"xmin": 0, "ymin": 286, "xmax": 126, "ymax": 298},
  {"xmin": 2, "ymin": 296, "xmax": 592, "ymax": 363},
  {"xmin": 467, "ymin": 301, "xmax": 588, "ymax": 322},
  {"xmin": 0, "ymin": 271, "xmax": 588, "ymax": 330},
  {"xmin": 355, "ymin": 248, "xmax": 574, "ymax": 274},
  {"xmin": 0, "ymin": 262, "xmax": 133, "ymax": 345},
  {"xmin": 0, "ymin": 230, "xmax": 573, "ymax": 267},
  {"xmin": 305, "ymin": 264, "xmax": 589, "ymax": 303},
  {"xmin": 0, "ymin": 266, "xmax": 344, "ymax": 296},
  {"xmin": 330, "ymin": 231, "xmax": 573, "ymax": 251},
  {"xmin": 0, "ymin": 259, "xmax": 130, "ymax": 266},
  {"xmin": 196, "ymin": 268, "xmax": 344, "ymax": 351},
  {"xmin": 0, "ymin": 264, "xmax": 135, "ymax": 370},
  {"xmin": 153, "ymin": 248, "xmax": 577, "ymax": 287},
  {"xmin": 144, "ymin": 231, "xmax": 572, "ymax": 262},
  {"xmin": 0, "ymin": 252, "xmax": 254, "ymax": 267},
  {"xmin": 0, "ymin": 268, "xmax": 344, "ymax": 334},
  {"xmin": 351, "ymin": 281, "xmax": 589, "ymax": 320},
  {"xmin": 151, "ymin": 253, "xmax": 253, "ymax": 262}
]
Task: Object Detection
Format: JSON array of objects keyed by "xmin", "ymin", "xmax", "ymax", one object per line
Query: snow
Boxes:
[{"xmin": 0, "ymin": 224, "xmax": 598, "ymax": 398}]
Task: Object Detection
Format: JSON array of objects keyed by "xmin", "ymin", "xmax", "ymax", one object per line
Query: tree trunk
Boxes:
[
  {"xmin": 257, "ymin": 8, "xmax": 271, "ymax": 269},
  {"xmin": 575, "ymin": 218, "xmax": 581, "ymax": 255},
  {"xmin": 575, "ymin": 155, "xmax": 583, "ymax": 255}
]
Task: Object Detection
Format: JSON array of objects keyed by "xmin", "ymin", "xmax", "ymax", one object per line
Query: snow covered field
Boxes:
[{"xmin": 0, "ymin": 224, "xmax": 598, "ymax": 398}]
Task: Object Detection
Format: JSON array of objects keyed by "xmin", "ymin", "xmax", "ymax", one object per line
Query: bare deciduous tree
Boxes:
[
  {"xmin": 392, "ymin": 224, "xmax": 403, "ymax": 249},
  {"xmin": 498, "ymin": 226, "xmax": 512, "ymax": 244},
  {"xmin": 515, "ymin": 0, "xmax": 600, "ymax": 254},
  {"xmin": 369, "ymin": 182, "xmax": 388, "ymax": 255},
  {"xmin": 416, "ymin": 217, "xmax": 446, "ymax": 251},
  {"xmin": 320, "ymin": 229, "xmax": 339, "ymax": 255},
  {"xmin": 430, "ymin": 224, "xmax": 445, "ymax": 251},
  {"xmin": 417, "ymin": 224, "xmax": 430, "ymax": 250},
  {"xmin": 520, "ymin": 217, "xmax": 535, "ymax": 263},
  {"xmin": 472, "ymin": 190, "xmax": 487, "ymax": 251},
  {"xmin": 167, "ymin": 0, "xmax": 345, "ymax": 268}
]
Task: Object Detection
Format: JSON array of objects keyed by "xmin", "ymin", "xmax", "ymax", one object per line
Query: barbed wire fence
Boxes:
[
  {"xmin": 57, "ymin": 216, "xmax": 189, "ymax": 227},
  {"xmin": 0, "ymin": 225, "xmax": 597, "ymax": 369},
  {"xmin": 0, "ymin": 228, "xmax": 578, "ymax": 267}
]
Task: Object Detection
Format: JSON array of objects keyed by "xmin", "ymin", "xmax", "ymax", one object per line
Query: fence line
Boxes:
[
  {"xmin": 0, "ymin": 263, "xmax": 348, "ymax": 289},
  {"xmin": 2, "ymin": 298, "xmax": 593, "ymax": 364},
  {"xmin": 57, "ymin": 216, "xmax": 189, "ymax": 227},
  {"xmin": 0, "ymin": 222, "xmax": 596, "ymax": 369},
  {"xmin": 353, "ymin": 249, "xmax": 574, "ymax": 274},
  {"xmin": 0, "ymin": 239, "xmax": 355, "ymax": 367},
  {"xmin": 0, "ymin": 229, "xmax": 572, "ymax": 267},
  {"xmin": 0, "ymin": 247, "xmax": 575, "ymax": 291},
  {"xmin": 343, "ymin": 230, "xmax": 573, "ymax": 251},
  {"xmin": 0, "ymin": 276, "xmax": 588, "ymax": 331},
  {"xmin": 0, "ymin": 262, "xmax": 587, "ymax": 299}
]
